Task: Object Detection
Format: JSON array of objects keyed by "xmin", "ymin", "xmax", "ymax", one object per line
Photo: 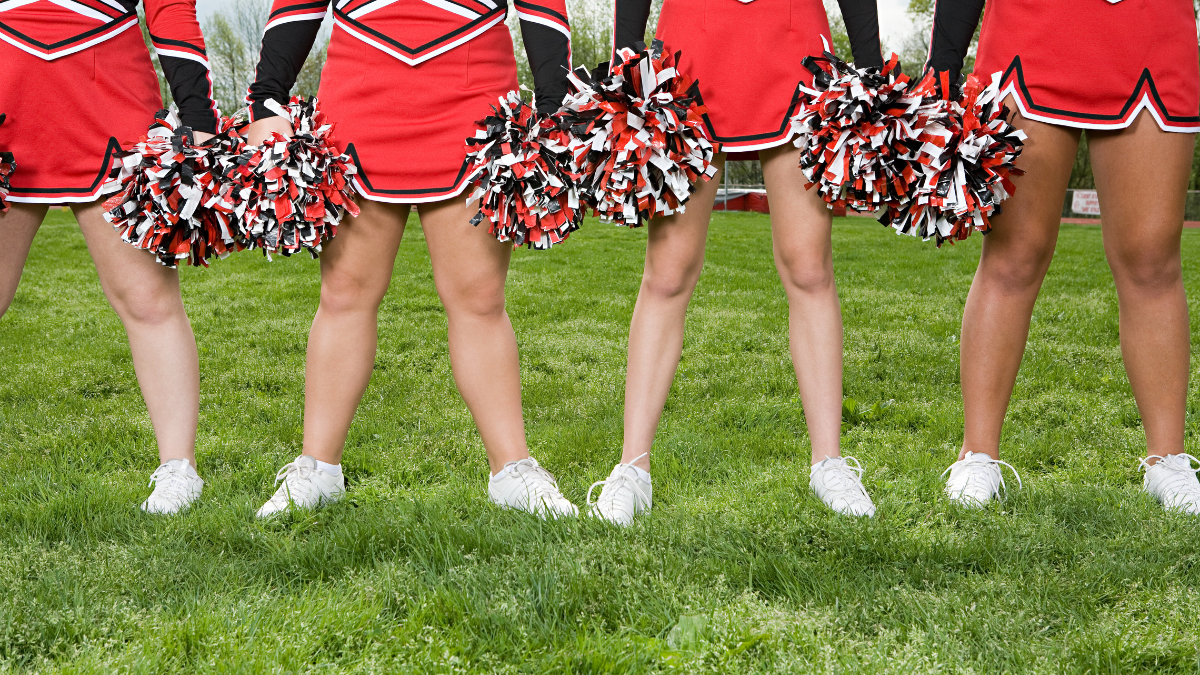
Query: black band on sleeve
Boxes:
[
  {"xmin": 926, "ymin": 0, "xmax": 985, "ymax": 79},
  {"xmin": 613, "ymin": 0, "xmax": 652, "ymax": 54},
  {"xmin": 246, "ymin": 19, "xmax": 324, "ymax": 121},
  {"xmin": 835, "ymin": 0, "xmax": 884, "ymax": 68}
]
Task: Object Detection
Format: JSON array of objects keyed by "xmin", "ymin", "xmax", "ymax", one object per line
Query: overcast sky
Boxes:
[{"xmin": 193, "ymin": 0, "xmax": 917, "ymax": 47}]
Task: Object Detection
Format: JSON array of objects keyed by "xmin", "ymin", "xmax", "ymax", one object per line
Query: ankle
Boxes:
[
  {"xmin": 620, "ymin": 450, "xmax": 651, "ymax": 473},
  {"xmin": 488, "ymin": 449, "xmax": 532, "ymax": 476},
  {"xmin": 811, "ymin": 450, "xmax": 841, "ymax": 466}
]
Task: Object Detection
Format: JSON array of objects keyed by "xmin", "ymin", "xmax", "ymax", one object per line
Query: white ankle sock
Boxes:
[{"xmin": 315, "ymin": 459, "xmax": 342, "ymax": 478}]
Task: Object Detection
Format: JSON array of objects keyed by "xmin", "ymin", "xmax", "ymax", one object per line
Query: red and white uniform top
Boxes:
[
  {"xmin": 0, "ymin": 0, "xmax": 218, "ymax": 132},
  {"xmin": 927, "ymin": 0, "xmax": 1200, "ymax": 132}
]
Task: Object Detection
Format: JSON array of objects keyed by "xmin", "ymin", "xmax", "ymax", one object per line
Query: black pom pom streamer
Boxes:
[
  {"xmin": 0, "ymin": 113, "xmax": 15, "ymax": 213},
  {"xmin": 101, "ymin": 109, "xmax": 247, "ymax": 267},
  {"xmin": 559, "ymin": 40, "xmax": 717, "ymax": 227},
  {"xmin": 227, "ymin": 97, "xmax": 359, "ymax": 259},
  {"xmin": 465, "ymin": 91, "xmax": 584, "ymax": 249},
  {"xmin": 790, "ymin": 51, "xmax": 926, "ymax": 213},
  {"xmin": 880, "ymin": 72, "xmax": 1026, "ymax": 246}
]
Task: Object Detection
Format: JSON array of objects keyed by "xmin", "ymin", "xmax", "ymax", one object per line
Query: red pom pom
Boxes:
[
  {"xmin": 880, "ymin": 72, "xmax": 1026, "ymax": 246},
  {"xmin": 465, "ymin": 91, "xmax": 584, "ymax": 249},
  {"xmin": 101, "ymin": 110, "xmax": 246, "ymax": 268},
  {"xmin": 227, "ymin": 97, "xmax": 359, "ymax": 259},
  {"xmin": 560, "ymin": 40, "xmax": 717, "ymax": 227},
  {"xmin": 791, "ymin": 51, "xmax": 924, "ymax": 213}
]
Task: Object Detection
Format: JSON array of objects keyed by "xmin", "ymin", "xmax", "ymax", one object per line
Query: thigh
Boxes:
[
  {"xmin": 73, "ymin": 201, "xmax": 182, "ymax": 300},
  {"xmin": 759, "ymin": 144, "xmax": 832, "ymax": 260},
  {"xmin": 417, "ymin": 197, "xmax": 511, "ymax": 302},
  {"xmin": 644, "ymin": 153, "xmax": 726, "ymax": 276},
  {"xmin": 318, "ymin": 199, "xmax": 410, "ymax": 298},
  {"xmin": 1089, "ymin": 113, "xmax": 1196, "ymax": 259},
  {"xmin": 0, "ymin": 203, "xmax": 48, "ymax": 276},
  {"xmin": 976, "ymin": 99, "xmax": 1081, "ymax": 261}
]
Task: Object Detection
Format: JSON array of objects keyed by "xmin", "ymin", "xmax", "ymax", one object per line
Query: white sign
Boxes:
[{"xmin": 1072, "ymin": 190, "xmax": 1101, "ymax": 216}]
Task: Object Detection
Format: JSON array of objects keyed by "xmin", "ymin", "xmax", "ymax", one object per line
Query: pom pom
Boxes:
[
  {"xmin": 465, "ymin": 91, "xmax": 584, "ymax": 249},
  {"xmin": 880, "ymin": 71, "xmax": 1026, "ymax": 246},
  {"xmin": 101, "ymin": 109, "xmax": 247, "ymax": 267},
  {"xmin": 227, "ymin": 97, "xmax": 359, "ymax": 259},
  {"xmin": 0, "ymin": 113, "xmax": 15, "ymax": 213},
  {"xmin": 790, "ymin": 51, "xmax": 925, "ymax": 213},
  {"xmin": 559, "ymin": 40, "xmax": 717, "ymax": 227}
]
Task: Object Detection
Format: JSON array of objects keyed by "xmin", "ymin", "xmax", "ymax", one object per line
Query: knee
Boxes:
[
  {"xmin": 108, "ymin": 286, "xmax": 183, "ymax": 327},
  {"xmin": 978, "ymin": 247, "xmax": 1054, "ymax": 294},
  {"xmin": 777, "ymin": 253, "xmax": 835, "ymax": 295},
  {"xmin": 1108, "ymin": 249, "xmax": 1182, "ymax": 291},
  {"xmin": 441, "ymin": 277, "xmax": 507, "ymax": 321},
  {"xmin": 319, "ymin": 268, "xmax": 389, "ymax": 316},
  {"xmin": 641, "ymin": 260, "xmax": 703, "ymax": 301}
]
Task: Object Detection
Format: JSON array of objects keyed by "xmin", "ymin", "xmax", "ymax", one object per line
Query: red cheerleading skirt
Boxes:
[
  {"xmin": 0, "ymin": 26, "xmax": 162, "ymax": 203},
  {"xmin": 655, "ymin": 0, "xmax": 833, "ymax": 158},
  {"xmin": 974, "ymin": 0, "xmax": 1200, "ymax": 132},
  {"xmin": 317, "ymin": 20, "xmax": 519, "ymax": 203}
]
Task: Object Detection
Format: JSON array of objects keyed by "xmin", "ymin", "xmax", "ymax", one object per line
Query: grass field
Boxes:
[{"xmin": 2, "ymin": 209, "xmax": 1200, "ymax": 673}]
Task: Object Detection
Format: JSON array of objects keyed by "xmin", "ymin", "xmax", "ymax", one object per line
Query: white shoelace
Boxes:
[
  {"xmin": 942, "ymin": 454, "xmax": 1023, "ymax": 499},
  {"xmin": 147, "ymin": 462, "xmax": 195, "ymax": 504},
  {"xmin": 586, "ymin": 453, "xmax": 650, "ymax": 511},
  {"xmin": 816, "ymin": 455, "xmax": 868, "ymax": 493},
  {"xmin": 507, "ymin": 458, "xmax": 567, "ymax": 506},
  {"xmin": 270, "ymin": 459, "xmax": 322, "ymax": 504},
  {"xmin": 1140, "ymin": 453, "xmax": 1200, "ymax": 498}
]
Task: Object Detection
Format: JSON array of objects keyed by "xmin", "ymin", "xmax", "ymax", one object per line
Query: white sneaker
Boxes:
[
  {"xmin": 1141, "ymin": 453, "xmax": 1200, "ymax": 515},
  {"xmin": 488, "ymin": 457, "xmax": 578, "ymax": 519},
  {"xmin": 810, "ymin": 456, "xmax": 876, "ymax": 517},
  {"xmin": 943, "ymin": 451, "xmax": 1022, "ymax": 508},
  {"xmin": 587, "ymin": 453, "xmax": 652, "ymax": 525},
  {"xmin": 256, "ymin": 455, "xmax": 345, "ymax": 518},
  {"xmin": 141, "ymin": 458, "xmax": 204, "ymax": 515}
]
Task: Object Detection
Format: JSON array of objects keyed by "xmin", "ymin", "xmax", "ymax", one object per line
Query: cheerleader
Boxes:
[
  {"xmin": 929, "ymin": 0, "xmax": 1200, "ymax": 512},
  {"xmin": 244, "ymin": 0, "xmax": 578, "ymax": 518},
  {"xmin": 587, "ymin": 0, "xmax": 885, "ymax": 524},
  {"xmin": 0, "ymin": 0, "xmax": 218, "ymax": 513}
]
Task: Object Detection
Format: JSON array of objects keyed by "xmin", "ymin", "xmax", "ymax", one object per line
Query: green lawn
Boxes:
[{"xmin": 2, "ymin": 209, "xmax": 1199, "ymax": 673}]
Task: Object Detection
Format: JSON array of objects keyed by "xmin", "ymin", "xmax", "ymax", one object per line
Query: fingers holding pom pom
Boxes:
[
  {"xmin": 465, "ymin": 91, "xmax": 584, "ymax": 250},
  {"xmin": 560, "ymin": 40, "xmax": 718, "ymax": 228},
  {"xmin": 101, "ymin": 109, "xmax": 246, "ymax": 268},
  {"xmin": 227, "ymin": 97, "xmax": 359, "ymax": 259}
]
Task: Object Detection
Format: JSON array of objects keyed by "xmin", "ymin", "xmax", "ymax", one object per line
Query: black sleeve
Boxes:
[
  {"xmin": 514, "ymin": 1, "xmax": 574, "ymax": 115},
  {"xmin": 613, "ymin": 0, "xmax": 652, "ymax": 53},
  {"xmin": 245, "ymin": 1, "xmax": 330, "ymax": 122},
  {"xmin": 835, "ymin": 0, "xmax": 883, "ymax": 68},
  {"xmin": 142, "ymin": 0, "xmax": 220, "ymax": 133},
  {"xmin": 926, "ymin": 0, "xmax": 985, "ymax": 78}
]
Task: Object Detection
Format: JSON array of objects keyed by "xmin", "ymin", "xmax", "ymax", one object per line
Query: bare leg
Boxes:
[
  {"xmin": 302, "ymin": 199, "xmax": 408, "ymax": 464},
  {"xmin": 0, "ymin": 203, "xmax": 48, "ymax": 317},
  {"xmin": 959, "ymin": 104, "xmax": 1080, "ymax": 460},
  {"xmin": 73, "ymin": 201, "xmax": 199, "ymax": 465},
  {"xmin": 1089, "ymin": 115, "xmax": 1195, "ymax": 459},
  {"xmin": 620, "ymin": 155, "xmax": 727, "ymax": 470},
  {"xmin": 418, "ymin": 198, "xmax": 530, "ymax": 474},
  {"xmin": 759, "ymin": 144, "xmax": 843, "ymax": 464}
]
